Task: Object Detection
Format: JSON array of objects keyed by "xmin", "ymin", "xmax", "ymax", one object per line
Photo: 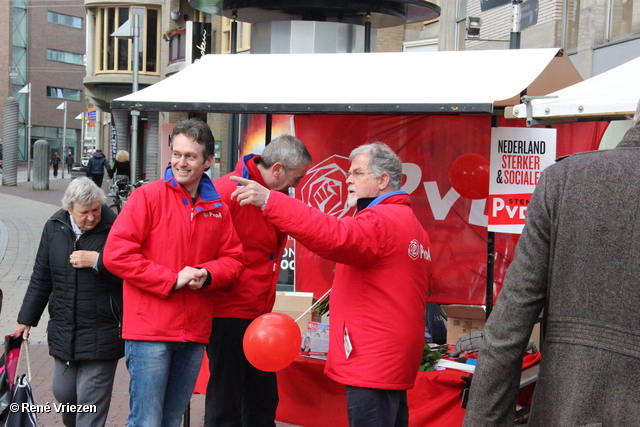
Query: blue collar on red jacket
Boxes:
[
  {"xmin": 240, "ymin": 154, "xmax": 261, "ymax": 180},
  {"xmin": 360, "ymin": 190, "xmax": 408, "ymax": 210},
  {"xmin": 163, "ymin": 165, "xmax": 222, "ymax": 204}
]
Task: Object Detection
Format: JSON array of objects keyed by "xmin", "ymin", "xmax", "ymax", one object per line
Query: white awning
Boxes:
[
  {"xmin": 112, "ymin": 48, "xmax": 573, "ymax": 115},
  {"xmin": 511, "ymin": 55, "xmax": 640, "ymax": 125}
]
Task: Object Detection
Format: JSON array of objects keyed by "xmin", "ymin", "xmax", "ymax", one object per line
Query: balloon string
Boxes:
[{"xmin": 295, "ymin": 288, "xmax": 331, "ymax": 323}]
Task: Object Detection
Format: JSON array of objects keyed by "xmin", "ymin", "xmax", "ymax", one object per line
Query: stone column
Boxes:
[
  {"xmin": 2, "ymin": 98, "xmax": 19, "ymax": 186},
  {"xmin": 33, "ymin": 139, "xmax": 50, "ymax": 190}
]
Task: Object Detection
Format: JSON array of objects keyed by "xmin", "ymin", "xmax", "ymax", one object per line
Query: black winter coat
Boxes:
[
  {"xmin": 112, "ymin": 160, "xmax": 131, "ymax": 181},
  {"xmin": 17, "ymin": 205, "xmax": 124, "ymax": 361},
  {"xmin": 86, "ymin": 152, "xmax": 111, "ymax": 177}
]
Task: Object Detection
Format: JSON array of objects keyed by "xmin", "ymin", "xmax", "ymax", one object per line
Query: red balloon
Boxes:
[
  {"xmin": 243, "ymin": 312, "xmax": 301, "ymax": 372},
  {"xmin": 449, "ymin": 153, "xmax": 490, "ymax": 199}
]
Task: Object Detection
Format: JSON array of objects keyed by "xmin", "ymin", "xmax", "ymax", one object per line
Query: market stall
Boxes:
[
  {"xmin": 112, "ymin": 47, "xmax": 604, "ymax": 426},
  {"xmin": 112, "ymin": 48, "xmax": 600, "ymax": 304}
]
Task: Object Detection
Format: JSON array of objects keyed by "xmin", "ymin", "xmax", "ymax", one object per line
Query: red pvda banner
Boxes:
[{"xmin": 242, "ymin": 114, "xmax": 608, "ymax": 305}]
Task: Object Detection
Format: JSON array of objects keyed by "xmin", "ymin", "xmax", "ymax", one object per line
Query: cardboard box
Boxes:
[
  {"xmin": 441, "ymin": 305, "xmax": 487, "ymax": 345},
  {"xmin": 272, "ymin": 291, "xmax": 316, "ymax": 334},
  {"xmin": 301, "ymin": 321, "xmax": 329, "ymax": 360},
  {"xmin": 441, "ymin": 305, "xmax": 542, "ymax": 349}
]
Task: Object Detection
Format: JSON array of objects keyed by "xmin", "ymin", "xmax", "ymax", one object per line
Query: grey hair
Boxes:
[
  {"xmin": 633, "ymin": 98, "xmax": 640, "ymax": 126},
  {"xmin": 62, "ymin": 177, "xmax": 106, "ymax": 210},
  {"xmin": 349, "ymin": 142, "xmax": 403, "ymax": 191},
  {"xmin": 260, "ymin": 134, "xmax": 312, "ymax": 171}
]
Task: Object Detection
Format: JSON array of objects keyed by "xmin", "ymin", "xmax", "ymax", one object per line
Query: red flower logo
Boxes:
[{"xmin": 299, "ymin": 155, "xmax": 356, "ymax": 219}]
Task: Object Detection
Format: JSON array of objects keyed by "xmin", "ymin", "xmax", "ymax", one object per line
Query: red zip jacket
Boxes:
[
  {"xmin": 211, "ymin": 155, "xmax": 287, "ymax": 319},
  {"xmin": 103, "ymin": 167, "xmax": 245, "ymax": 343},
  {"xmin": 264, "ymin": 190, "xmax": 432, "ymax": 389}
]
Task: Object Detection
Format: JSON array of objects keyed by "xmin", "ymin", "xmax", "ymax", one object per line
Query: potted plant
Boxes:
[{"xmin": 163, "ymin": 26, "xmax": 186, "ymax": 41}]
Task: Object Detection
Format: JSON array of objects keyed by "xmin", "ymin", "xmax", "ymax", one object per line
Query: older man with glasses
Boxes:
[{"xmin": 231, "ymin": 142, "xmax": 432, "ymax": 427}]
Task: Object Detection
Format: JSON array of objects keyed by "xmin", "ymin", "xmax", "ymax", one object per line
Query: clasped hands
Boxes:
[{"xmin": 175, "ymin": 266, "xmax": 209, "ymax": 291}]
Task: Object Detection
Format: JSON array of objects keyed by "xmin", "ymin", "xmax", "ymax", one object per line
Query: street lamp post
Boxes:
[
  {"xmin": 57, "ymin": 101, "xmax": 67, "ymax": 178},
  {"xmin": 75, "ymin": 113, "xmax": 84, "ymax": 160},
  {"xmin": 18, "ymin": 83, "xmax": 31, "ymax": 181},
  {"xmin": 131, "ymin": 13, "xmax": 140, "ymax": 182},
  {"xmin": 112, "ymin": 12, "xmax": 140, "ymax": 182}
]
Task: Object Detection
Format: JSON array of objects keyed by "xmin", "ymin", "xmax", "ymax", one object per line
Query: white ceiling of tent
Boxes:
[{"xmin": 113, "ymin": 48, "xmax": 565, "ymax": 114}]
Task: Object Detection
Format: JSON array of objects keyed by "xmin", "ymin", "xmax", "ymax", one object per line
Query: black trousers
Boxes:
[
  {"xmin": 204, "ymin": 317, "xmax": 278, "ymax": 427},
  {"xmin": 346, "ymin": 386, "xmax": 409, "ymax": 427},
  {"xmin": 90, "ymin": 173, "xmax": 104, "ymax": 188}
]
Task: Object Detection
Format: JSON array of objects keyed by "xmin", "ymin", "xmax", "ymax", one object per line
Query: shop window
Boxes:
[
  {"xmin": 564, "ymin": 0, "xmax": 580, "ymax": 51},
  {"xmin": 94, "ymin": 6, "xmax": 160, "ymax": 75},
  {"xmin": 46, "ymin": 86, "xmax": 82, "ymax": 101},
  {"xmin": 608, "ymin": 0, "xmax": 635, "ymax": 40},
  {"xmin": 47, "ymin": 49, "xmax": 84, "ymax": 66},
  {"xmin": 168, "ymin": 32, "xmax": 186, "ymax": 63},
  {"xmin": 47, "ymin": 11, "xmax": 82, "ymax": 29}
]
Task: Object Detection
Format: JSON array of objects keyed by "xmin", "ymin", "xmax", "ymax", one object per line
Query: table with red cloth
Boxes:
[{"xmin": 194, "ymin": 352, "xmax": 541, "ymax": 427}]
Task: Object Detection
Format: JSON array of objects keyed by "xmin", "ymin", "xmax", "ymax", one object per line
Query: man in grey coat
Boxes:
[{"xmin": 463, "ymin": 99, "xmax": 640, "ymax": 427}]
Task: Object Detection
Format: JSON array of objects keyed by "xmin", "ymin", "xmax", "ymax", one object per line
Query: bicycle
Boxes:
[{"xmin": 109, "ymin": 178, "xmax": 148, "ymax": 214}]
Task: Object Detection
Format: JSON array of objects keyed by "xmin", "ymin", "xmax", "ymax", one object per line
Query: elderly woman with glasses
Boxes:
[{"xmin": 15, "ymin": 177, "xmax": 123, "ymax": 427}]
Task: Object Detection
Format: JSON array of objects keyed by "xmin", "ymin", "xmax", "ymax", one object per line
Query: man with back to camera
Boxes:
[
  {"xmin": 463, "ymin": 99, "xmax": 640, "ymax": 426},
  {"xmin": 86, "ymin": 149, "xmax": 112, "ymax": 188},
  {"xmin": 103, "ymin": 118, "xmax": 245, "ymax": 427},
  {"xmin": 66, "ymin": 152, "xmax": 74, "ymax": 175},
  {"xmin": 231, "ymin": 142, "xmax": 432, "ymax": 427},
  {"xmin": 204, "ymin": 134, "xmax": 312, "ymax": 427}
]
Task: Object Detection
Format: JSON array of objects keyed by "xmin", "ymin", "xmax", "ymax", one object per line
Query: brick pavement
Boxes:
[{"xmin": 0, "ymin": 165, "xmax": 298, "ymax": 427}]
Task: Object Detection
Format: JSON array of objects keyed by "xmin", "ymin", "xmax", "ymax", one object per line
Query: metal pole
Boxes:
[
  {"xmin": 61, "ymin": 101, "xmax": 67, "ymax": 179},
  {"xmin": 230, "ymin": 13, "xmax": 237, "ymax": 54},
  {"xmin": 265, "ymin": 114, "xmax": 272, "ymax": 146},
  {"xmin": 131, "ymin": 13, "xmax": 140, "ymax": 181},
  {"xmin": 364, "ymin": 13, "xmax": 371, "ymax": 53},
  {"xmin": 227, "ymin": 11, "xmax": 240, "ymax": 173},
  {"xmin": 486, "ymin": 114, "xmax": 499, "ymax": 319},
  {"xmin": 80, "ymin": 113, "xmax": 84, "ymax": 160},
  {"xmin": 510, "ymin": 0, "xmax": 522, "ymax": 50},
  {"xmin": 26, "ymin": 84, "xmax": 32, "ymax": 181}
]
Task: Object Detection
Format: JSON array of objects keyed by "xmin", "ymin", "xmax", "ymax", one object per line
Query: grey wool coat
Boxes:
[{"xmin": 463, "ymin": 122, "xmax": 640, "ymax": 427}]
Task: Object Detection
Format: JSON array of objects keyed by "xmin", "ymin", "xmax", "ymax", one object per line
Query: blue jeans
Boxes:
[
  {"xmin": 345, "ymin": 386, "xmax": 408, "ymax": 427},
  {"xmin": 125, "ymin": 340, "xmax": 205, "ymax": 427}
]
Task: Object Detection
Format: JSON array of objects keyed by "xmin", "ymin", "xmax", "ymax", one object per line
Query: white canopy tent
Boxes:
[
  {"xmin": 510, "ymin": 55, "xmax": 640, "ymax": 126},
  {"xmin": 112, "ymin": 48, "xmax": 579, "ymax": 114}
]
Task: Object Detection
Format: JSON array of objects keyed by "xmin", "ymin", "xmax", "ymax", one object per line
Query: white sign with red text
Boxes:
[{"xmin": 488, "ymin": 127, "xmax": 557, "ymax": 234}]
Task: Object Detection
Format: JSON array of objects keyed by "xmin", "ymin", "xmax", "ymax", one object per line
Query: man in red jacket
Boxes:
[
  {"xmin": 104, "ymin": 118, "xmax": 244, "ymax": 427},
  {"xmin": 231, "ymin": 142, "xmax": 432, "ymax": 427},
  {"xmin": 205, "ymin": 134, "xmax": 311, "ymax": 427}
]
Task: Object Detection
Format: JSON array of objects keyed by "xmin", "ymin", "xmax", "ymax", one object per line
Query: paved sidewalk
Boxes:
[{"xmin": 0, "ymin": 166, "xmax": 297, "ymax": 427}]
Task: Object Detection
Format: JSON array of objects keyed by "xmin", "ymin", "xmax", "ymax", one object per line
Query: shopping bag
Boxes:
[
  {"xmin": 0, "ymin": 367, "xmax": 10, "ymax": 417},
  {"xmin": 0, "ymin": 335, "xmax": 23, "ymax": 419},
  {"xmin": 3, "ymin": 340, "xmax": 36, "ymax": 427},
  {"xmin": 3, "ymin": 374, "xmax": 36, "ymax": 427}
]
